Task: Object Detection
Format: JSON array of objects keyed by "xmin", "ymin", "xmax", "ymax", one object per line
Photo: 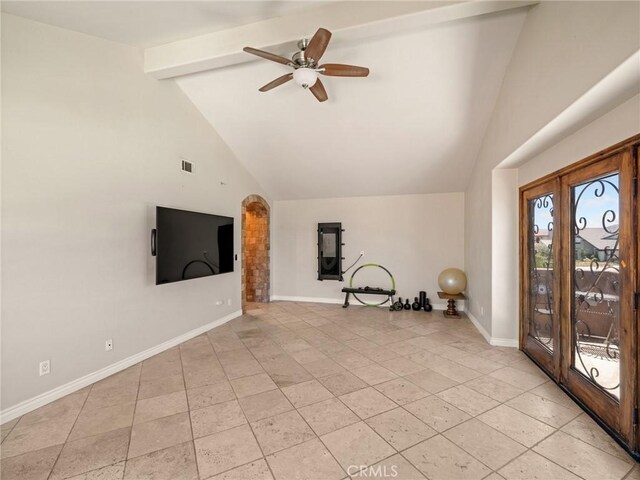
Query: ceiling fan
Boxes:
[{"xmin": 243, "ymin": 28, "xmax": 369, "ymax": 102}]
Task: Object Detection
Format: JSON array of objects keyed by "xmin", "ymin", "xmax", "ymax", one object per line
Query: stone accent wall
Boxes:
[{"xmin": 241, "ymin": 195, "xmax": 270, "ymax": 310}]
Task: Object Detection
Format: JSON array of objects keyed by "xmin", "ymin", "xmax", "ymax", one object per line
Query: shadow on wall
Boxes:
[{"xmin": 242, "ymin": 195, "xmax": 270, "ymax": 311}]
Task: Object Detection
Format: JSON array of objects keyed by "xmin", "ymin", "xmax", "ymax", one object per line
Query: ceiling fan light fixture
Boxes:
[
  {"xmin": 244, "ymin": 28, "xmax": 369, "ymax": 102},
  {"xmin": 293, "ymin": 68, "xmax": 317, "ymax": 89}
]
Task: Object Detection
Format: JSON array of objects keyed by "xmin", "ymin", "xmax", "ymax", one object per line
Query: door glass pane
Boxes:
[
  {"xmin": 572, "ymin": 173, "xmax": 620, "ymax": 400},
  {"xmin": 528, "ymin": 194, "xmax": 555, "ymax": 351}
]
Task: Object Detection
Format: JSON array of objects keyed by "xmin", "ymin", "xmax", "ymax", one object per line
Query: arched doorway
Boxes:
[{"xmin": 241, "ymin": 195, "xmax": 270, "ymax": 312}]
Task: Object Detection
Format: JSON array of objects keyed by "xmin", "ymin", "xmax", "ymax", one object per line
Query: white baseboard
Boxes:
[
  {"xmin": 0, "ymin": 310, "xmax": 242, "ymax": 424},
  {"xmin": 431, "ymin": 303, "xmax": 465, "ymax": 312},
  {"xmin": 271, "ymin": 295, "xmax": 344, "ymax": 305},
  {"xmin": 464, "ymin": 310, "xmax": 492, "ymax": 344},
  {"xmin": 488, "ymin": 337, "xmax": 519, "ymax": 348},
  {"xmin": 465, "ymin": 310, "xmax": 518, "ymax": 347},
  {"xmin": 271, "ymin": 295, "xmax": 461, "ymax": 312}
]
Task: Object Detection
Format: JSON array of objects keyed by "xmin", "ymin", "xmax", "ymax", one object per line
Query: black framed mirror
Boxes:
[{"xmin": 317, "ymin": 222, "xmax": 343, "ymax": 281}]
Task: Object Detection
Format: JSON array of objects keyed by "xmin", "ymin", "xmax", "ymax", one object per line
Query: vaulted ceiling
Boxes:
[
  {"xmin": 177, "ymin": 9, "xmax": 527, "ymax": 199},
  {"xmin": 0, "ymin": 1, "xmax": 325, "ymax": 47},
  {"xmin": 1, "ymin": 1, "xmax": 534, "ymax": 200}
]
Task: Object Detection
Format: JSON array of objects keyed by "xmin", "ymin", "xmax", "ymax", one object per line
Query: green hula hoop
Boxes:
[{"xmin": 349, "ymin": 263, "xmax": 396, "ymax": 307}]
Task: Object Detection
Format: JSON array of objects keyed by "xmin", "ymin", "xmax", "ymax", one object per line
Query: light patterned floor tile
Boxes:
[
  {"xmin": 0, "ymin": 443, "xmax": 62, "ymax": 480},
  {"xmin": 134, "ymin": 390, "xmax": 188, "ymax": 425},
  {"xmin": 194, "ymin": 424, "xmax": 263, "ymax": 478},
  {"xmin": 339, "ymin": 387, "xmax": 397, "ymax": 419},
  {"xmin": 351, "ymin": 364, "xmax": 399, "ymax": 385},
  {"xmin": 190, "ymin": 400, "xmax": 247, "ymax": 438},
  {"xmin": 297, "ymin": 397, "xmax": 359, "ymax": 435},
  {"xmin": 498, "ymin": 450, "xmax": 580, "ymax": 480},
  {"xmin": 374, "ymin": 378, "xmax": 430, "ymax": 405},
  {"xmin": 302, "ymin": 358, "xmax": 346, "ymax": 378},
  {"xmin": 354, "ymin": 453, "xmax": 426, "ymax": 479},
  {"xmin": 505, "ymin": 392, "xmax": 580, "ymax": 428},
  {"xmin": 318, "ymin": 371, "xmax": 367, "ymax": 396},
  {"xmin": 366, "ymin": 407, "xmax": 436, "ymax": 450},
  {"xmin": 464, "ymin": 376, "xmax": 524, "ymax": 403},
  {"xmin": 266, "ymin": 438, "xmax": 345, "ymax": 480},
  {"xmin": 437, "ymin": 385, "xmax": 499, "ymax": 416},
  {"xmin": 1, "ymin": 415, "xmax": 77, "ymax": 459},
  {"xmin": 359, "ymin": 346, "xmax": 399, "ymax": 363},
  {"xmin": 404, "ymin": 396, "xmax": 470, "ymax": 432},
  {"xmin": 477, "ymin": 405, "xmax": 556, "ymax": 448},
  {"xmin": 237, "ymin": 389, "xmax": 294, "ymax": 423},
  {"xmin": 561, "ymin": 413, "xmax": 631, "ymax": 460},
  {"xmin": 281, "ymin": 379, "xmax": 333, "ymax": 408},
  {"xmin": 67, "ymin": 461, "xmax": 126, "ymax": 480},
  {"xmin": 4, "ymin": 301, "xmax": 637, "ymax": 479},
  {"xmin": 533, "ymin": 431, "xmax": 633, "ymax": 480},
  {"xmin": 321, "ymin": 422, "xmax": 395, "ymax": 471},
  {"xmin": 528, "ymin": 382, "xmax": 581, "ymax": 412},
  {"xmin": 483, "ymin": 472, "xmax": 506, "ymax": 480},
  {"xmin": 69, "ymin": 403, "xmax": 135, "ymax": 441},
  {"xmin": 452, "ymin": 354, "xmax": 504, "ymax": 374},
  {"xmin": 332, "ymin": 350, "xmax": 374, "ymax": 370},
  {"xmin": 230, "ymin": 373, "xmax": 277, "ymax": 398},
  {"xmin": 251, "ymin": 410, "xmax": 315, "ymax": 455},
  {"xmin": 128, "ymin": 412, "xmax": 191, "ymax": 458},
  {"xmin": 16, "ymin": 390, "xmax": 88, "ymax": 428},
  {"xmin": 444, "ymin": 418, "xmax": 526, "ymax": 470},
  {"xmin": 123, "ymin": 441, "xmax": 197, "ymax": 480},
  {"xmin": 403, "ymin": 435, "xmax": 491, "ymax": 480},
  {"xmin": 489, "ymin": 367, "xmax": 547, "ymax": 390},
  {"xmin": 50, "ymin": 427, "xmax": 130, "ymax": 480},
  {"xmin": 209, "ymin": 459, "xmax": 273, "ymax": 480},
  {"xmin": 404, "ymin": 369, "xmax": 458, "ymax": 394},
  {"xmin": 380, "ymin": 357, "xmax": 425, "ymax": 376},
  {"xmin": 137, "ymin": 374, "xmax": 184, "ymax": 401},
  {"xmin": 186, "ymin": 382, "xmax": 235, "ymax": 410}
]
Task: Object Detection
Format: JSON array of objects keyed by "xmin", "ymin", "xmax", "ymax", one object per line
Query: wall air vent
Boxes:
[{"xmin": 181, "ymin": 159, "xmax": 194, "ymax": 174}]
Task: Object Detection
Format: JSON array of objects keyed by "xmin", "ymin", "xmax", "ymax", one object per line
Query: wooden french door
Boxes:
[
  {"xmin": 521, "ymin": 136, "xmax": 639, "ymax": 453},
  {"xmin": 520, "ymin": 178, "xmax": 561, "ymax": 378}
]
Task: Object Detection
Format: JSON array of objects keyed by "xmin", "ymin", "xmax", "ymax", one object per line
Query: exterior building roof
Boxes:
[{"xmin": 576, "ymin": 227, "xmax": 618, "ymax": 251}]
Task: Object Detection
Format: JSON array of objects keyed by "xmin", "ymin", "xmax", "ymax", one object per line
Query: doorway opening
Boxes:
[{"xmin": 241, "ymin": 195, "xmax": 270, "ymax": 312}]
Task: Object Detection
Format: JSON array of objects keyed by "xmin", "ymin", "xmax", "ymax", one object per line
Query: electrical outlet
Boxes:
[
  {"xmin": 105, "ymin": 339, "xmax": 113, "ymax": 351},
  {"xmin": 227, "ymin": 298, "xmax": 232, "ymax": 306},
  {"xmin": 360, "ymin": 250, "xmax": 365, "ymax": 256},
  {"xmin": 480, "ymin": 307, "xmax": 484, "ymax": 317},
  {"xmin": 39, "ymin": 360, "xmax": 50, "ymax": 376},
  {"xmin": 216, "ymin": 300, "xmax": 223, "ymax": 306}
]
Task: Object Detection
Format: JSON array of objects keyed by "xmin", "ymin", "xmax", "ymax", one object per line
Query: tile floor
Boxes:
[{"xmin": 1, "ymin": 302, "xmax": 638, "ymax": 479}]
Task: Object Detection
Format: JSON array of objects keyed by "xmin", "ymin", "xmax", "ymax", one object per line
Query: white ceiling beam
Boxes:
[{"xmin": 144, "ymin": 0, "xmax": 538, "ymax": 79}]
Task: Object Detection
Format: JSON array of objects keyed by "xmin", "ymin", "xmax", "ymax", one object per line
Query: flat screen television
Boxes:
[{"xmin": 154, "ymin": 206, "xmax": 234, "ymax": 285}]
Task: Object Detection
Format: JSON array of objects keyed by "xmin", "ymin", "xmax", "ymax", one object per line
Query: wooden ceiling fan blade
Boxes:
[
  {"xmin": 309, "ymin": 79, "xmax": 328, "ymax": 102},
  {"xmin": 259, "ymin": 73, "xmax": 293, "ymax": 92},
  {"xmin": 305, "ymin": 28, "xmax": 332, "ymax": 63},
  {"xmin": 243, "ymin": 47, "xmax": 292, "ymax": 66},
  {"xmin": 320, "ymin": 64, "xmax": 369, "ymax": 77}
]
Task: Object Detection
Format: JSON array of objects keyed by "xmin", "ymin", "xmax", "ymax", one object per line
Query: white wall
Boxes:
[
  {"xmin": 1, "ymin": 14, "xmax": 268, "ymax": 411},
  {"xmin": 273, "ymin": 193, "xmax": 464, "ymax": 309},
  {"xmin": 464, "ymin": 1, "xmax": 640, "ymax": 336},
  {"xmin": 490, "ymin": 169, "xmax": 519, "ymax": 344},
  {"xmin": 518, "ymin": 95, "xmax": 640, "ymax": 187}
]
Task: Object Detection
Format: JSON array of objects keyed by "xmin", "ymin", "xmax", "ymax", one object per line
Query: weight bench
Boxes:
[{"xmin": 341, "ymin": 286, "xmax": 396, "ymax": 308}]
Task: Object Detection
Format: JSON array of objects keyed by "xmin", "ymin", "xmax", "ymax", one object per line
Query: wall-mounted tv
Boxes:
[{"xmin": 154, "ymin": 206, "xmax": 234, "ymax": 285}]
